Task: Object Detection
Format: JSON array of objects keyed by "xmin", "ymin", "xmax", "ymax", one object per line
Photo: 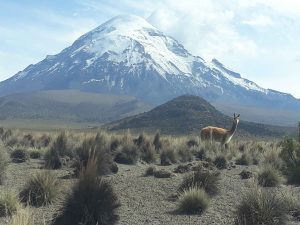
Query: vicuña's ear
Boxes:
[
  {"xmin": 237, "ymin": 114, "xmax": 240, "ymax": 117},
  {"xmin": 234, "ymin": 113, "xmax": 236, "ymax": 117}
]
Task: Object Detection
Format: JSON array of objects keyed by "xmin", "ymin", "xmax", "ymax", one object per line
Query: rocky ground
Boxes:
[{"xmin": 0, "ymin": 157, "xmax": 300, "ymax": 225}]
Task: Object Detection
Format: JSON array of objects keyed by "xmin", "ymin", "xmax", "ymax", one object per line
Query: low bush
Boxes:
[
  {"xmin": 178, "ymin": 188, "xmax": 210, "ymax": 215},
  {"xmin": 19, "ymin": 171, "xmax": 59, "ymax": 207}
]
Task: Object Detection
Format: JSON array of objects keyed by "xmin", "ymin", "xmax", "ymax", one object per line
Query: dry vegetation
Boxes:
[{"xmin": 0, "ymin": 128, "xmax": 299, "ymax": 225}]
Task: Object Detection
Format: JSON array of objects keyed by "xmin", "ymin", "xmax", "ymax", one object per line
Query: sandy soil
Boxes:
[{"xmin": 0, "ymin": 159, "xmax": 299, "ymax": 225}]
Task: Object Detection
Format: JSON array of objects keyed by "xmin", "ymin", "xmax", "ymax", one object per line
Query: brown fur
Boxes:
[{"xmin": 200, "ymin": 114, "xmax": 240, "ymax": 147}]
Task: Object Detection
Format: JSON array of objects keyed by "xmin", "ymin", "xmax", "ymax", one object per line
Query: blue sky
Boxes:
[{"xmin": 1, "ymin": 0, "xmax": 300, "ymax": 98}]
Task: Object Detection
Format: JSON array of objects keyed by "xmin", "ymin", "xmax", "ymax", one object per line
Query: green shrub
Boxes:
[
  {"xmin": 178, "ymin": 188, "xmax": 210, "ymax": 215},
  {"xmin": 0, "ymin": 192, "xmax": 19, "ymax": 217},
  {"xmin": 235, "ymin": 187, "xmax": 288, "ymax": 225},
  {"xmin": 279, "ymin": 138, "xmax": 300, "ymax": 184},
  {"xmin": 44, "ymin": 148, "xmax": 62, "ymax": 169},
  {"xmin": 258, "ymin": 166, "xmax": 281, "ymax": 187},
  {"xmin": 179, "ymin": 170, "xmax": 220, "ymax": 196},
  {"xmin": 10, "ymin": 148, "xmax": 29, "ymax": 163},
  {"xmin": 19, "ymin": 171, "xmax": 59, "ymax": 207},
  {"xmin": 160, "ymin": 148, "xmax": 177, "ymax": 165},
  {"xmin": 214, "ymin": 155, "xmax": 227, "ymax": 169},
  {"xmin": 53, "ymin": 155, "xmax": 120, "ymax": 225}
]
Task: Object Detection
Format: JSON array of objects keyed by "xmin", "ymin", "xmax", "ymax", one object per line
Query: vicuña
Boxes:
[{"xmin": 200, "ymin": 113, "xmax": 240, "ymax": 148}]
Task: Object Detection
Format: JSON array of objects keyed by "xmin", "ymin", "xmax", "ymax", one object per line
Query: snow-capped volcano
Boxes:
[{"xmin": 0, "ymin": 15, "xmax": 299, "ymax": 126}]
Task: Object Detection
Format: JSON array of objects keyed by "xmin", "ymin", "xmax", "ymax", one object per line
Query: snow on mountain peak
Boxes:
[{"xmin": 71, "ymin": 14, "xmax": 192, "ymax": 76}]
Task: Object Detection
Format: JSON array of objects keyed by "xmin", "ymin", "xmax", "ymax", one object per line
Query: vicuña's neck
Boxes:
[{"xmin": 229, "ymin": 122, "xmax": 238, "ymax": 135}]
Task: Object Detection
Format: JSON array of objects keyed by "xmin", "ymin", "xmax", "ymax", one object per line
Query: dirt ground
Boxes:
[{"xmin": 0, "ymin": 158, "xmax": 300, "ymax": 225}]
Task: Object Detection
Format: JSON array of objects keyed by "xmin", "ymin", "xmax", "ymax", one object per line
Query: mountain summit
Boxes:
[{"xmin": 0, "ymin": 15, "xmax": 299, "ymax": 126}]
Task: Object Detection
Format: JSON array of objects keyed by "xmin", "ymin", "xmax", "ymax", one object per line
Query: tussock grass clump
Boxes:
[
  {"xmin": 19, "ymin": 171, "xmax": 59, "ymax": 207},
  {"xmin": 37, "ymin": 134, "xmax": 52, "ymax": 148},
  {"xmin": 115, "ymin": 141, "xmax": 139, "ymax": 165},
  {"xmin": 139, "ymin": 140, "xmax": 156, "ymax": 163},
  {"xmin": 1, "ymin": 129, "xmax": 12, "ymax": 141},
  {"xmin": 9, "ymin": 207, "xmax": 34, "ymax": 225},
  {"xmin": 0, "ymin": 146, "xmax": 8, "ymax": 184},
  {"xmin": 174, "ymin": 164, "xmax": 192, "ymax": 173},
  {"xmin": 178, "ymin": 187, "xmax": 210, "ymax": 215},
  {"xmin": 45, "ymin": 132, "xmax": 72, "ymax": 169},
  {"xmin": 258, "ymin": 166, "xmax": 281, "ymax": 187},
  {"xmin": 153, "ymin": 132, "xmax": 162, "ymax": 151},
  {"xmin": 187, "ymin": 138, "xmax": 198, "ymax": 148},
  {"xmin": 145, "ymin": 166, "xmax": 157, "ymax": 176},
  {"xmin": 10, "ymin": 148, "xmax": 29, "ymax": 163},
  {"xmin": 21, "ymin": 134, "xmax": 35, "ymax": 148},
  {"xmin": 236, "ymin": 153, "xmax": 251, "ymax": 166},
  {"xmin": 235, "ymin": 187, "xmax": 288, "ymax": 225},
  {"xmin": 28, "ymin": 149, "xmax": 42, "ymax": 159},
  {"xmin": 53, "ymin": 154, "xmax": 120, "ymax": 225},
  {"xmin": 75, "ymin": 134, "xmax": 117, "ymax": 176},
  {"xmin": 0, "ymin": 192, "xmax": 20, "ymax": 217},
  {"xmin": 160, "ymin": 148, "xmax": 177, "ymax": 165},
  {"xmin": 179, "ymin": 170, "xmax": 220, "ymax": 196},
  {"xmin": 240, "ymin": 170, "xmax": 253, "ymax": 179},
  {"xmin": 214, "ymin": 155, "xmax": 227, "ymax": 169},
  {"xmin": 280, "ymin": 138, "xmax": 300, "ymax": 184},
  {"xmin": 153, "ymin": 169, "xmax": 172, "ymax": 178},
  {"xmin": 177, "ymin": 146, "xmax": 194, "ymax": 163}
]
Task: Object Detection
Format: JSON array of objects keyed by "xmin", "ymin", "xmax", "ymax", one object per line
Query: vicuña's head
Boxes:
[{"xmin": 233, "ymin": 113, "xmax": 240, "ymax": 124}]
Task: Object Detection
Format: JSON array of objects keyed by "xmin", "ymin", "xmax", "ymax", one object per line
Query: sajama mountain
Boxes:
[{"xmin": 0, "ymin": 15, "xmax": 299, "ymax": 126}]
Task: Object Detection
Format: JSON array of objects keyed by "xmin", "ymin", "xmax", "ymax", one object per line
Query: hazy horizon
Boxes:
[{"xmin": 1, "ymin": 0, "xmax": 300, "ymax": 98}]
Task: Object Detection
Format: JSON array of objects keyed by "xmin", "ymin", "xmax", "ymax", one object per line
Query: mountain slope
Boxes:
[
  {"xmin": 0, "ymin": 15, "xmax": 299, "ymax": 126},
  {"xmin": 0, "ymin": 90, "xmax": 151, "ymax": 123},
  {"xmin": 106, "ymin": 95, "xmax": 296, "ymax": 137}
]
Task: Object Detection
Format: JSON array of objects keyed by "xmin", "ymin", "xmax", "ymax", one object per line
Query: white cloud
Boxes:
[{"xmin": 242, "ymin": 15, "xmax": 273, "ymax": 27}]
